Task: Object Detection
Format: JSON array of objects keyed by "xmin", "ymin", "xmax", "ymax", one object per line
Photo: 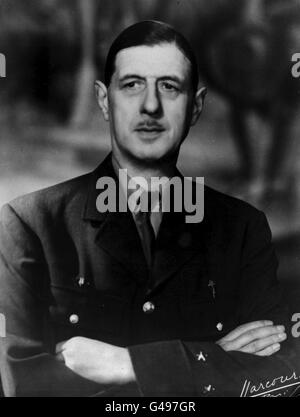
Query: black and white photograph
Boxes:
[{"xmin": 0, "ymin": 0, "xmax": 300, "ymax": 399}]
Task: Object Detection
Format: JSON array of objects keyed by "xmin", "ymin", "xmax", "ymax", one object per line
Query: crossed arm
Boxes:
[{"xmin": 55, "ymin": 320, "xmax": 287, "ymax": 386}]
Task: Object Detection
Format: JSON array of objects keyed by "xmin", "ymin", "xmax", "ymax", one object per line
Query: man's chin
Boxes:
[
  {"xmin": 132, "ymin": 147, "xmax": 170, "ymax": 163},
  {"xmin": 121, "ymin": 140, "xmax": 179, "ymax": 165}
]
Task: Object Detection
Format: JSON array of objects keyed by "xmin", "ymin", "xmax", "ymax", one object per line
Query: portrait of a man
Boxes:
[{"xmin": 0, "ymin": 6, "xmax": 300, "ymax": 398}]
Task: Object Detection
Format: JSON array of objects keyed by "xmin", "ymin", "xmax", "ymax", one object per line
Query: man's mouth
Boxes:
[
  {"xmin": 135, "ymin": 127, "xmax": 165, "ymax": 139},
  {"xmin": 135, "ymin": 125, "xmax": 164, "ymax": 131},
  {"xmin": 135, "ymin": 124, "xmax": 165, "ymax": 138},
  {"xmin": 137, "ymin": 127, "xmax": 164, "ymax": 131}
]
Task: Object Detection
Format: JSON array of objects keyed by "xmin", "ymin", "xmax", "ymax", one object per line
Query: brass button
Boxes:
[
  {"xmin": 143, "ymin": 301, "xmax": 155, "ymax": 313},
  {"xmin": 69, "ymin": 314, "xmax": 79, "ymax": 324}
]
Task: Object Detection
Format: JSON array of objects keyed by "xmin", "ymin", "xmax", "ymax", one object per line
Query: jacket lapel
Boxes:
[
  {"xmin": 149, "ymin": 205, "xmax": 212, "ymax": 294},
  {"xmin": 82, "ymin": 154, "xmax": 149, "ymax": 284},
  {"xmin": 95, "ymin": 210, "xmax": 149, "ymax": 284}
]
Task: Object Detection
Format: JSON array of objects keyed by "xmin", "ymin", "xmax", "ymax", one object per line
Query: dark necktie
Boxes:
[
  {"xmin": 135, "ymin": 209, "xmax": 155, "ymax": 268},
  {"xmin": 134, "ymin": 193, "xmax": 156, "ymax": 268}
]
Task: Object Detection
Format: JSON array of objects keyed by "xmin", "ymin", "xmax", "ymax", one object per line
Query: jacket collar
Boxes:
[{"xmin": 82, "ymin": 153, "xmax": 116, "ymax": 222}]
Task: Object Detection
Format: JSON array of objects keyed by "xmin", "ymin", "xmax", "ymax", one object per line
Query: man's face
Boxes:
[{"xmin": 102, "ymin": 43, "xmax": 200, "ymax": 163}]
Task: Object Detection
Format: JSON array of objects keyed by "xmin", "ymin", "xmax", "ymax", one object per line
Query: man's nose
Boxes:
[{"xmin": 141, "ymin": 85, "xmax": 162, "ymax": 116}]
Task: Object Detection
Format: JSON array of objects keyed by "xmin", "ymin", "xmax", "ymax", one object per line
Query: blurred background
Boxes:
[{"xmin": 0, "ymin": 0, "xmax": 299, "ymax": 311}]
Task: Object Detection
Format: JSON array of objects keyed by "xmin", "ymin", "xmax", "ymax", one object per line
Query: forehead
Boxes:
[{"xmin": 113, "ymin": 43, "xmax": 191, "ymax": 81}]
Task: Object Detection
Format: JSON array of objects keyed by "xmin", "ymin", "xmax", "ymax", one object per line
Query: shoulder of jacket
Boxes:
[
  {"xmin": 204, "ymin": 185, "xmax": 263, "ymax": 221},
  {"xmin": 2, "ymin": 171, "xmax": 93, "ymax": 224}
]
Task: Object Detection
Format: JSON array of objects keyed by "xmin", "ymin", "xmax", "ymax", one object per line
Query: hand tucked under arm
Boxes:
[
  {"xmin": 56, "ymin": 337, "xmax": 136, "ymax": 385},
  {"xmin": 216, "ymin": 320, "xmax": 287, "ymax": 356}
]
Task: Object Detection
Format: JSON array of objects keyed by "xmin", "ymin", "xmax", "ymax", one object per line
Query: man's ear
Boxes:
[
  {"xmin": 190, "ymin": 86, "xmax": 207, "ymax": 126},
  {"xmin": 95, "ymin": 80, "xmax": 109, "ymax": 121}
]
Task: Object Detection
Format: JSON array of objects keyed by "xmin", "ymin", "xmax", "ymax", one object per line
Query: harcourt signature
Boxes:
[{"xmin": 240, "ymin": 372, "xmax": 300, "ymax": 397}]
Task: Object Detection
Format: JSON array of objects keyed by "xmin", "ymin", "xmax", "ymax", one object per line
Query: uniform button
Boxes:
[
  {"xmin": 69, "ymin": 314, "xmax": 79, "ymax": 324},
  {"xmin": 216, "ymin": 322, "xmax": 223, "ymax": 331},
  {"xmin": 143, "ymin": 301, "xmax": 155, "ymax": 313}
]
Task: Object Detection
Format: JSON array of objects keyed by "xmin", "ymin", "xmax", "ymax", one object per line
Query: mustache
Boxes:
[{"xmin": 135, "ymin": 120, "xmax": 165, "ymax": 130}]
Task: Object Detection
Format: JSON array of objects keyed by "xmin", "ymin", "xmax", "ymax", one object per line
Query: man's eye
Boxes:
[
  {"xmin": 123, "ymin": 81, "xmax": 143, "ymax": 90},
  {"xmin": 160, "ymin": 82, "xmax": 179, "ymax": 91}
]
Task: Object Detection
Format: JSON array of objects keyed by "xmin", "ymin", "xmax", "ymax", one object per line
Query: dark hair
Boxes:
[{"xmin": 104, "ymin": 20, "xmax": 199, "ymax": 91}]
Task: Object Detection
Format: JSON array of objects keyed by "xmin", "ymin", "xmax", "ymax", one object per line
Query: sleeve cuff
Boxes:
[{"xmin": 128, "ymin": 340, "xmax": 195, "ymax": 396}]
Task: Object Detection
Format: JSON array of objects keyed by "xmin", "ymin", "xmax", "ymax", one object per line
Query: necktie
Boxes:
[
  {"xmin": 134, "ymin": 192, "xmax": 156, "ymax": 268},
  {"xmin": 135, "ymin": 208, "xmax": 156, "ymax": 268}
]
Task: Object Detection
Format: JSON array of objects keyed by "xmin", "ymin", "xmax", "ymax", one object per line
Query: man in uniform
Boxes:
[{"xmin": 0, "ymin": 21, "xmax": 299, "ymax": 397}]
